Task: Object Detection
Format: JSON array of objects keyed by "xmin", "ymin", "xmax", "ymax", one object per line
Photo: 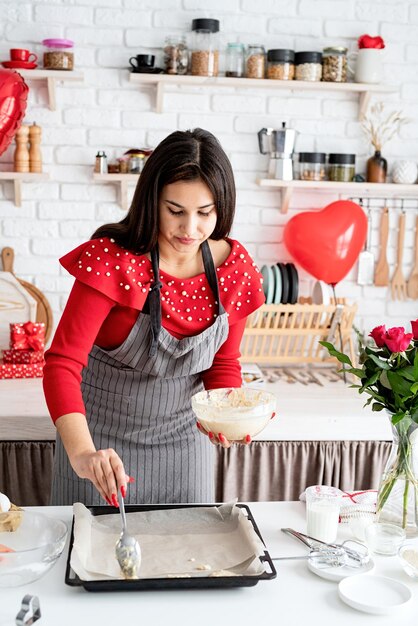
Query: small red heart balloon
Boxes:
[
  {"xmin": 284, "ymin": 200, "xmax": 367, "ymax": 285},
  {"xmin": 0, "ymin": 68, "xmax": 29, "ymax": 156}
]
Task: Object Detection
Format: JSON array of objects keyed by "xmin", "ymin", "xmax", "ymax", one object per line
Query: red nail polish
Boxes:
[
  {"xmin": 196, "ymin": 421, "xmax": 201, "ymax": 430},
  {"xmin": 105, "ymin": 496, "xmax": 112, "ymax": 505},
  {"xmin": 218, "ymin": 433, "xmax": 225, "ymax": 443},
  {"xmin": 271, "ymin": 412, "xmax": 276, "ymax": 419},
  {"xmin": 111, "ymin": 493, "xmax": 119, "ymax": 507},
  {"xmin": 127, "ymin": 476, "xmax": 135, "ymax": 483},
  {"xmin": 245, "ymin": 434, "xmax": 251, "ymax": 443},
  {"xmin": 208, "ymin": 432, "xmax": 214, "ymax": 439},
  {"xmin": 121, "ymin": 485, "xmax": 126, "ymax": 498}
]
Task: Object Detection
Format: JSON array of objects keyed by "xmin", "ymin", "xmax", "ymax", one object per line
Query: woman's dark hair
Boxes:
[{"xmin": 92, "ymin": 128, "xmax": 236, "ymax": 252}]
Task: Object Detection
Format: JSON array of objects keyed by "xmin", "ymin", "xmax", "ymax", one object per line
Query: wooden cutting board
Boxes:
[
  {"xmin": 1, "ymin": 247, "xmax": 53, "ymax": 343},
  {"xmin": 0, "ymin": 271, "xmax": 37, "ymax": 350}
]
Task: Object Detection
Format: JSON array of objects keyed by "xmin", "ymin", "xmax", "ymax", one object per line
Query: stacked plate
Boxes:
[{"xmin": 261, "ymin": 263, "xmax": 299, "ymax": 305}]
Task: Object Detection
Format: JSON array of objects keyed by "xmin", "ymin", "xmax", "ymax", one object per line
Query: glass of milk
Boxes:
[{"xmin": 305, "ymin": 485, "xmax": 342, "ymax": 543}]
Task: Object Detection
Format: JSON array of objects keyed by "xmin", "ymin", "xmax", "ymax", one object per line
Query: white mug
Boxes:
[{"xmin": 347, "ymin": 48, "xmax": 383, "ymax": 84}]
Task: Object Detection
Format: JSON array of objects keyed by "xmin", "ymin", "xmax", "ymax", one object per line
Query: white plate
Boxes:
[
  {"xmin": 338, "ymin": 574, "xmax": 412, "ymax": 615},
  {"xmin": 312, "ymin": 280, "xmax": 330, "ymax": 325},
  {"xmin": 308, "ymin": 555, "xmax": 375, "ymax": 582}
]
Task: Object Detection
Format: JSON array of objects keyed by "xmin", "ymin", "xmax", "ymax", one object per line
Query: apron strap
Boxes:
[
  {"xmin": 201, "ymin": 240, "xmax": 225, "ymax": 315},
  {"xmin": 148, "ymin": 246, "xmax": 163, "ymax": 357},
  {"xmin": 147, "ymin": 240, "xmax": 225, "ymax": 357}
]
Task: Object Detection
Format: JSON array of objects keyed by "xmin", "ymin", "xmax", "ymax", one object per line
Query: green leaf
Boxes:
[
  {"xmin": 391, "ymin": 411, "xmax": 405, "ymax": 425},
  {"xmin": 414, "ymin": 351, "xmax": 418, "ymax": 381},
  {"xmin": 411, "ymin": 382, "xmax": 418, "ymax": 394},
  {"xmin": 319, "ymin": 341, "xmax": 353, "ymax": 366},
  {"xmin": 397, "ymin": 366, "xmax": 417, "ymax": 382},
  {"xmin": 387, "ymin": 370, "xmax": 414, "ymax": 397},
  {"xmin": 372, "ymin": 403, "xmax": 385, "ymax": 411},
  {"xmin": 368, "ymin": 354, "xmax": 391, "ymax": 370}
]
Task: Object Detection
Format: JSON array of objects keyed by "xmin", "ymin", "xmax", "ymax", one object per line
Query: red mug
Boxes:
[{"xmin": 10, "ymin": 49, "xmax": 38, "ymax": 63}]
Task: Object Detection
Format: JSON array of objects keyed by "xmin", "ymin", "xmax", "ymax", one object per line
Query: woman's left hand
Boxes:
[
  {"xmin": 196, "ymin": 421, "xmax": 250, "ymax": 448},
  {"xmin": 196, "ymin": 411, "xmax": 276, "ymax": 448}
]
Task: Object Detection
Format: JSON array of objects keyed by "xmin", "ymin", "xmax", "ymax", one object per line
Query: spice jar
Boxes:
[
  {"xmin": 266, "ymin": 49, "xmax": 295, "ymax": 80},
  {"xmin": 299, "ymin": 152, "xmax": 326, "ymax": 181},
  {"xmin": 42, "ymin": 38, "xmax": 74, "ymax": 70},
  {"xmin": 191, "ymin": 18, "xmax": 220, "ymax": 77},
  {"xmin": 322, "ymin": 47, "xmax": 347, "ymax": 82},
  {"xmin": 328, "ymin": 153, "xmax": 356, "ymax": 182},
  {"xmin": 295, "ymin": 51, "xmax": 322, "ymax": 81},
  {"xmin": 163, "ymin": 36, "xmax": 188, "ymax": 75},
  {"xmin": 245, "ymin": 45, "xmax": 266, "ymax": 78},
  {"xmin": 225, "ymin": 43, "xmax": 245, "ymax": 77}
]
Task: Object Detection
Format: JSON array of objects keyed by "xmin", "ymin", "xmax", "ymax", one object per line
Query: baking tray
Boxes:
[{"xmin": 65, "ymin": 503, "xmax": 277, "ymax": 591}]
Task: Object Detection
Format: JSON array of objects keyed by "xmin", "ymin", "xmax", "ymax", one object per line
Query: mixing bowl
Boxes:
[
  {"xmin": 191, "ymin": 387, "xmax": 276, "ymax": 441},
  {"xmin": 0, "ymin": 509, "xmax": 68, "ymax": 587}
]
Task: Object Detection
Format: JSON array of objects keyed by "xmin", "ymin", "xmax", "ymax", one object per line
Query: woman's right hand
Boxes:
[{"xmin": 70, "ymin": 448, "xmax": 129, "ymax": 507}]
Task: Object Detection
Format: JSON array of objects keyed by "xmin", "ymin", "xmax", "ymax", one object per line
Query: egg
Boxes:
[{"xmin": 0, "ymin": 492, "xmax": 11, "ymax": 513}]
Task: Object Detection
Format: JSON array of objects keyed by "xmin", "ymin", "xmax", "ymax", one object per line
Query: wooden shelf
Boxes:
[
  {"xmin": 93, "ymin": 173, "xmax": 139, "ymax": 212},
  {"xmin": 129, "ymin": 73, "xmax": 397, "ymax": 118},
  {"xmin": 257, "ymin": 179, "xmax": 418, "ymax": 213},
  {"xmin": 17, "ymin": 69, "xmax": 84, "ymax": 110},
  {"xmin": 0, "ymin": 172, "xmax": 49, "ymax": 207}
]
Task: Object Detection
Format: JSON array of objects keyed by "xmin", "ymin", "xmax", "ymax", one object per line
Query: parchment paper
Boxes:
[{"xmin": 70, "ymin": 502, "xmax": 267, "ymax": 581}]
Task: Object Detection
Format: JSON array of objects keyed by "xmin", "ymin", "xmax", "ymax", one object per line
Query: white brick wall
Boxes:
[{"xmin": 1, "ymin": 0, "xmax": 418, "ymax": 341}]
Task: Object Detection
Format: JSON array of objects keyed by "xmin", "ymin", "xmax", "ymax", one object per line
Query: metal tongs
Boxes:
[
  {"xmin": 115, "ymin": 491, "xmax": 141, "ymax": 579},
  {"xmin": 281, "ymin": 528, "xmax": 369, "ymax": 568}
]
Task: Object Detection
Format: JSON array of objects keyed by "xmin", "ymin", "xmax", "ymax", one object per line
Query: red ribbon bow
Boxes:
[{"xmin": 11, "ymin": 322, "xmax": 45, "ymax": 351}]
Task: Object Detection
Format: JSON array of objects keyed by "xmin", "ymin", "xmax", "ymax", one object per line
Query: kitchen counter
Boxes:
[
  {"xmin": 0, "ymin": 502, "xmax": 415, "ymax": 625},
  {"xmin": 0, "ymin": 375, "xmax": 392, "ymax": 505}
]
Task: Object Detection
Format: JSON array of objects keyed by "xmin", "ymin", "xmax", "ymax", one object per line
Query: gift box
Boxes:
[
  {"xmin": 2, "ymin": 349, "xmax": 44, "ymax": 364},
  {"xmin": 9, "ymin": 322, "xmax": 45, "ymax": 351},
  {"xmin": 0, "ymin": 360, "xmax": 45, "ymax": 379}
]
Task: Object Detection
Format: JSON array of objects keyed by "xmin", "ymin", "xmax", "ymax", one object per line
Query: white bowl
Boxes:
[
  {"xmin": 0, "ymin": 510, "xmax": 68, "ymax": 587},
  {"xmin": 191, "ymin": 387, "xmax": 276, "ymax": 441}
]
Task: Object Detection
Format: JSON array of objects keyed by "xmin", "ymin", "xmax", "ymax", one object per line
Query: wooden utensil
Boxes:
[
  {"xmin": 1, "ymin": 247, "xmax": 53, "ymax": 342},
  {"xmin": 391, "ymin": 212, "xmax": 407, "ymax": 300},
  {"xmin": 407, "ymin": 215, "xmax": 418, "ymax": 299},
  {"xmin": 0, "ymin": 272, "xmax": 37, "ymax": 349},
  {"xmin": 374, "ymin": 207, "xmax": 389, "ymax": 286}
]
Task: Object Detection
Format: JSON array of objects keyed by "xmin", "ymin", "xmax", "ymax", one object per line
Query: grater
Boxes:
[{"xmin": 357, "ymin": 208, "xmax": 374, "ymax": 285}]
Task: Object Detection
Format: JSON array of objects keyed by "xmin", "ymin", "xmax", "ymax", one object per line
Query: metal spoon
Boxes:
[{"xmin": 115, "ymin": 491, "xmax": 141, "ymax": 579}]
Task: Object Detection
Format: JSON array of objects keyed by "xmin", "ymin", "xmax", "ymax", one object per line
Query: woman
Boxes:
[{"xmin": 43, "ymin": 128, "xmax": 265, "ymax": 507}]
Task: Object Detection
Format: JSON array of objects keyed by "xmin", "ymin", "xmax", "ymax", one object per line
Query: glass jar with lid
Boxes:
[
  {"xmin": 163, "ymin": 36, "xmax": 188, "ymax": 75},
  {"xmin": 245, "ymin": 45, "xmax": 266, "ymax": 79},
  {"xmin": 299, "ymin": 152, "xmax": 326, "ymax": 181},
  {"xmin": 322, "ymin": 47, "xmax": 347, "ymax": 82},
  {"xmin": 225, "ymin": 43, "xmax": 245, "ymax": 77},
  {"xmin": 191, "ymin": 18, "xmax": 220, "ymax": 77},
  {"xmin": 42, "ymin": 38, "xmax": 74, "ymax": 70},
  {"xmin": 295, "ymin": 51, "xmax": 322, "ymax": 81},
  {"xmin": 328, "ymin": 153, "xmax": 356, "ymax": 182},
  {"xmin": 267, "ymin": 49, "xmax": 295, "ymax": 80}
]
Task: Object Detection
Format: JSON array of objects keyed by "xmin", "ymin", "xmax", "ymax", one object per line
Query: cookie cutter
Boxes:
[{"xmin": 16, "ymin": 595, "xmax": 41, "ymax": 625}]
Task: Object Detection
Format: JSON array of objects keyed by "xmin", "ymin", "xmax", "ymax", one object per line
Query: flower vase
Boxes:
[
  {"xmin": 366, "ymin": 150, "xmax": 387, "ymax": 183},
  {"xmin": 377, "ymin": 413, "xmax": 418, "ymax": 536}
]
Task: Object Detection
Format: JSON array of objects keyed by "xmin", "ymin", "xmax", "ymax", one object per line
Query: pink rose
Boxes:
[
  {"xmin": 384, "ymin": 327, "xmax": 413, "ymax": 352},
  {"xmin": 369, "ymin": 325, "xmax": 386, "ymax": 347},
  {"xmin": 411, "ymin": 319, "xmax": 418, "ymax": 340}
]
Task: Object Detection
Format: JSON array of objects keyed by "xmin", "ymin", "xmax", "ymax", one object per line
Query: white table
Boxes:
[{"xmin": 0, "ymin": 502, "xmax": 415, "ymax": 625}]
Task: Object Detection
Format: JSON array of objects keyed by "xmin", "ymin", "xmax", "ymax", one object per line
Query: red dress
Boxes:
[{"xmin": 43, "ymin": 237, "xmax": 265, "ymax": 422}]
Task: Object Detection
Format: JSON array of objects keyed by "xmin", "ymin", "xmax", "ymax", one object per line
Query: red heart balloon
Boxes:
[
  {"xmin": 284, "ymin": 200, "xmax": 367, "ymax": 285},
  {"xmin": 0, "ymin": 69, "xmax": 28, "ymax": 156}
]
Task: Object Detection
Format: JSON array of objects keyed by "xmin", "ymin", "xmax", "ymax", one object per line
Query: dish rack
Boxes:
[{"xmin": 240, "ymin": 299, "xmax": 357, "ymax": 365}]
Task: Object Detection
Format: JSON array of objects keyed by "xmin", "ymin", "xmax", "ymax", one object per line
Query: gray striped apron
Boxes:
[{"xmin": 51, "ymin": 240, "xmax": 229, "ymax": 506}]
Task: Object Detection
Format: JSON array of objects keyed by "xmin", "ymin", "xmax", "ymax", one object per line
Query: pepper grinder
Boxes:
[
  {"xmin": 14, "ymin": 125, "xmax": 30, "ymax": 173},
  {"xmin": 29, "ymin": 122, "xmax": 42, "ymax": 173}
]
